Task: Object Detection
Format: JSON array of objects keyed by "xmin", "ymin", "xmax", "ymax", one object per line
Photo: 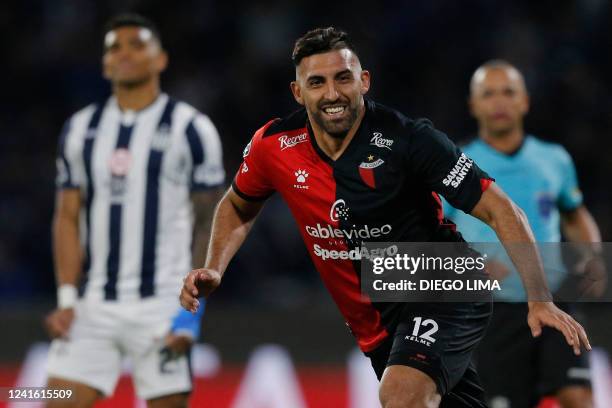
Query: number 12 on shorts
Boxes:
[{"xmin": 411, "ymin": 317, "xmax": 438, "ymax": 343}]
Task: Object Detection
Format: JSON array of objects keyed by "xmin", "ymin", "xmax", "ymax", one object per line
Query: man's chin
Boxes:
[
  {"xmin": 113, "ymin": 76, "xmax": 150, "ymax": 88},
  {"xmin": 322, "ymin": 118, "xmax": 353, "ymax": 137},
  {"xmin": 489, "ymin": 126, "xmax": 516, "ymax": 137},
  {"xmin": 323, "ymin": 124, "xmax": 351, "ymax": 139}
]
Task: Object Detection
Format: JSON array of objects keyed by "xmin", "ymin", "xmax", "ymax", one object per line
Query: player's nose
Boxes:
[
  {"xmin": 323, "ymin": 82, "xmax": 340, "ymax": 101},
  {"xmin": 113, "ymin": 46, "xmax": 135, "ymax": 61}
]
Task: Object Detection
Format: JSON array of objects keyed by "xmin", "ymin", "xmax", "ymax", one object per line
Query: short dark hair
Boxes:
[
  {"xmin": 292, "ymin": 27, "xmax": 357, "ymax": 66},
  {"xmin": 104, "ymin": 13, "xmax": 162, "ymax": 44}
]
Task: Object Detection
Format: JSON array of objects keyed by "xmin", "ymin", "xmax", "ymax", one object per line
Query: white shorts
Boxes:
[{"xmin": 46, "ymin": 297, "xmax": 192, "ymax": 400}]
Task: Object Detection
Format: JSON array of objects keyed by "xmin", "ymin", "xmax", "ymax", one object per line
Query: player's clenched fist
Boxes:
[{"xmin": 180, "ymin": 268, "xmax": 221, "ymax": 312}]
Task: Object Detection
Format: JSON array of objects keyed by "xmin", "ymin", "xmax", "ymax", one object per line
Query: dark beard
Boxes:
[{"xmin": 311, "ymin": 103, "xmax": 359, "ymax": 139}]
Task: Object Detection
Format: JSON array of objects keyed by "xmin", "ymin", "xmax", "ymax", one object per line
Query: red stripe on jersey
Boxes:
[
  {"xmin": 431, "ymin": 192, "xmax": 444, "ymax": 224},
  {"xmin": 278, "ymin": 132, "xmax": 388, "ymax": 352},
  {"xmin": 236, "ymin": 119, "xmax": 389, "ymax": 352}
]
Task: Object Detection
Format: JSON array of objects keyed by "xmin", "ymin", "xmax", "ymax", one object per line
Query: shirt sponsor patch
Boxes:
[{"xmin": 442, "ymin": 153, "xmax": 473, "ymax": 188}]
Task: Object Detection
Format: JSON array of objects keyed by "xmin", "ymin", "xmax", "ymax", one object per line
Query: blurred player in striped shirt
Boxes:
[{"xmin": 44, "ymin": 13, "xmax": 224, "ymax": 407}]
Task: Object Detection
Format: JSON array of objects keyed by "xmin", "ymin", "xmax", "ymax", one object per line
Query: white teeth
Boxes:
[{"xmin": 324, "ymin": 106, "xmax": 344, "ymax": 114}]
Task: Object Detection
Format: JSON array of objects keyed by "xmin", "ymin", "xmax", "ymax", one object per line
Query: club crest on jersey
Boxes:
[
  {"xmin": 109, "ymin": 148, "xmax": 132, "ymax": 176},
  {"xmin": 279, "ymin": 132, "xmax": 308, "ymax": 150},
  {"xmin": 359, "ymin": 155, "xmax": 384, "ymax": 189},
  {"xmin": 370, "ymin": 132, "xmax": 393, "ymax": 150}
]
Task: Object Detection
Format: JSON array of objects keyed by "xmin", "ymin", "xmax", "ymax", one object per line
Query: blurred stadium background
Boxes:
[{"xmin": 1, "ymin": 0, "xmax": 612, "ymax": 406}]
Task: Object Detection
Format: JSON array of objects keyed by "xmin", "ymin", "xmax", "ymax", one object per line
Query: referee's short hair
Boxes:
[
  {"xmin": 292, "ymin": 27, "xmax": 357, "ymax": 66},
  {"xmin": 104, "ymin": 13, "xmax": 162, "ymax": 45}
]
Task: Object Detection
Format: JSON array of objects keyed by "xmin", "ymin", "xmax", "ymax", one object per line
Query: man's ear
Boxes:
[
  {"xmin": 468, "ymin": 96, "xmax": 476, "ymax": 118},
  {"xmin": 521, "ymin": 92, "xmax": 530, "ymax": 116},
  {"xmin": 156, "ymin": 50, "xmax": 168, "ymax": 73},
  {"xmin": 360, "ymin": 70, "xmax": 371, "ymax": 95},
  {"xmin": 290, "ymin": 81, "xmax": 304, "ymax": 105}
]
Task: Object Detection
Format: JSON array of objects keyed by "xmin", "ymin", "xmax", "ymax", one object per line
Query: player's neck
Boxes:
[
  {"xmin": 480, "ymin": 126, "xmax": 525, "ymax": 155},
  {"xmin": 310, "ymin": 103, "xmax": 366, "ymax": 161},
  {"xmin": 113, "ymin": 79, "xmax": 161, "ymax": 112}
]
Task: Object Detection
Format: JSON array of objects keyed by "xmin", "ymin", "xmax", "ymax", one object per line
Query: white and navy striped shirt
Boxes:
[{"xmin": 56, "ymin": 93, "xmax": 225, "ymax": 302}]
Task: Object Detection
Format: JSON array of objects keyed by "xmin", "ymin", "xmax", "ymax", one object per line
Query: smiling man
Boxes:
[
  {"xmin": 180, "ymin": 28, "xmax": 590, "ymax": 407},
  {"xmin": 45, "ymin": 13, "xmax": 224, "ymax": 407}
]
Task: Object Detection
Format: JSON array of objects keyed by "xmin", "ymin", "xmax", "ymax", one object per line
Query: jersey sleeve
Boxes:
[
  {"xmin": 556, "ymin": 146, "xmax": 583, "ymax": 211},
  {"xmin": 231, "ymin": 120, "xmax": 277, "ymax": 201},
  {"xmin": 55, "ymin": 117, "xmax": 84, "ymax": 190},
  {"xmin": 185, "ymin": 113, "xmax": 226, "ymax": 191},
  {"xmin": 406, "ymin": 119, "xmax": 493, "ymax": 213}
]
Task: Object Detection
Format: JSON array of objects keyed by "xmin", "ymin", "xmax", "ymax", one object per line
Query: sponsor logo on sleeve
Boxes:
[{"xmin": 442, "ymin": 153, "xmax": 473, "ymax": 188}]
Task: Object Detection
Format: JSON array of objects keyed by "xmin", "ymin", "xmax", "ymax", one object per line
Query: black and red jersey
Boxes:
[{"xmin": 232, "ymin": 99, "xmax": 493, "ymax": 352}]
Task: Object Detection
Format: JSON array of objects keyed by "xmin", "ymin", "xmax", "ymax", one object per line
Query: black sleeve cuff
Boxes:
[{"xmin": 231, "ymin": 180, "xmax": 273, "ymax": 202}]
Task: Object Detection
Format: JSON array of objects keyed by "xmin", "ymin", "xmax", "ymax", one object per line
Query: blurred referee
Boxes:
[
  {"xmin": 445, "ymin": 60, "xmax": 605, "ymax": 408},
  {"xmin": 44, "ymin": 14, "xmax": 224, "ymax": 407}
]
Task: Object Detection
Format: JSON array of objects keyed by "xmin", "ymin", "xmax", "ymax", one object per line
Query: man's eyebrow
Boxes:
[
  {"xmin": 306, "ymin": 74, "xmax": 325, "ymax": 82},
  {"xmin": 335, "ymin": 69, "xmax": 352, "ymax": 78}
]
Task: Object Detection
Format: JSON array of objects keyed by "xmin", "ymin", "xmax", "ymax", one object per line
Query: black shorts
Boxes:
[
  {"xmin": 477, "ymin": 302, "xmax": 591, "ymax": 407},
  {"xmin": 366, "ymin": 301, "xmax": 492, "ymax": 407}
]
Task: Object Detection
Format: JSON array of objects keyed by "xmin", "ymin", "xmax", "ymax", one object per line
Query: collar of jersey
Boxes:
[
  {"xmin": 107, "ymin": 92, "xmax": 169, "ymax": 119},
  {"xmin": 477, "ymin": 134, "xmax": 532, "ymax": 160}
]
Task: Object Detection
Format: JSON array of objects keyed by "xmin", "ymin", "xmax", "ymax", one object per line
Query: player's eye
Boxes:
[
  {"xmin": 337, "ymin": 74, "xmax": 352, "ymax": 83},
  {"xmin": 308, "ymin": 78, "xmax": 323, "ymax": 87},
  {"xmin": 481, "ymin": 90, "xmax": 493, "ymax": 98},
  {"xmin": 106, "ymin": 43, "xmax": 120, "ymax": 53},
  {"xmin": 503, "ymin": 88, "xmax": 516, "ymax": 97}
]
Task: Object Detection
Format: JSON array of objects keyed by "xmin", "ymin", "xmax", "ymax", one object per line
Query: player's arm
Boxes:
[
  {"xmin": 180, "ymin": 187, "xmax": 265, "ymax": 312},
  {"xmin": 471, "ymin": 183, "xmax": 591, "ymax": 354},
  {"xmin": 561, "ymin": 205, "xmax": 606, "ymax": 296},
  {"xmin": 191, "ymin": 189, "xmax": 225, "ymax": 269},
  {"xmin": 165, "ymin": 189, "xmax": 225, "ymax": 352},
  {"xmin": 561, "ymin": 205, "xmax": 600, "ymax": 243},
  {"xmin": 45, "ymin": 189, "xmax": 81, "ymax": 338}
]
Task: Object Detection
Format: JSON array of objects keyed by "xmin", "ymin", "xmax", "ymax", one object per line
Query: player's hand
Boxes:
[
  {"xmin": 44, "ymin": 308, "xmax": 75, "ymax": 339},
  {"xmin": 527, "ymin": 302, "xmax": 591, "ymax": 355},
  {"xmin": 164, "ymin": 333, "xmax": 193, "ymax": 354},
  {"xmin": 575, "ymin": 256, "xmax": 607, "ymax": 298},
  {"xmin": 180, "ymin": 268, "xmax": 221, "ymax": 312}
]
